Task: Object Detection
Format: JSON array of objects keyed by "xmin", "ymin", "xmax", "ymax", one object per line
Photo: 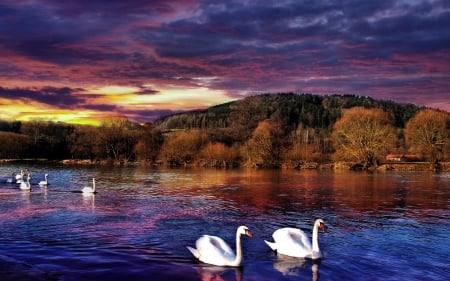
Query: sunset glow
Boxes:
[{"xmin": 0, "ymin": 1, "xmax": 448, "ymax": 125}]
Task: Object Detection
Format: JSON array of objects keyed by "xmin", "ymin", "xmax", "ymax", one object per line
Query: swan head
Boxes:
[
  {"xmin": 237, "ymin": 225, "xmax": 253, "ymax": 238},
  {"xmin": 314, "ymin": 219, "xmax": 327, "ymax": 231}
]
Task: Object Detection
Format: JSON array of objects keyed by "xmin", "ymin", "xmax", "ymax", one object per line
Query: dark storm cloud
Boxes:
[
  {"xmin": 84, "ymin": 103, "xmax": 118, "ymax": 112},
  {"xmin": 0, "ymin": 86, "xmax": 85, "ymax": 108}
]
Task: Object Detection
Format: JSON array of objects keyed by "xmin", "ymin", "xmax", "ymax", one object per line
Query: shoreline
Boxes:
[{"xmin": 1, "ymin": 158, "xmax": 449, "ymax": 172}]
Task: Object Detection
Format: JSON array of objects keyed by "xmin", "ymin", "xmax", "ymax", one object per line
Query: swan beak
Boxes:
[
  {"xmin": 319, "ymin": 223, "xmax": 327, "ymax": 231},
  {"xmin": 245, "ymin": 229, "xmax": 253, "ymax": 238}
]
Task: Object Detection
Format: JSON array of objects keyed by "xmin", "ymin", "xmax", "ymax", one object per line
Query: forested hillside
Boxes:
[
  {"xmin": 154, "ymin": 93, "xmax": 420, "ymax": 132},
  {"xmin": 1, "ymin": 93, "xmax": 449, "ymax": 170}
]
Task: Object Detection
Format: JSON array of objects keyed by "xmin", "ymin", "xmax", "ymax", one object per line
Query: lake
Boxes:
[{"xmin": 0, "ymin": 163, "xmax": 449, "ymax": 280}]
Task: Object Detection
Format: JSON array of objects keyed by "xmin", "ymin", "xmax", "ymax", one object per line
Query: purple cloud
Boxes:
[{"xmin": 0, "ymin": 0, "xmax": 448, "ymax": 123}]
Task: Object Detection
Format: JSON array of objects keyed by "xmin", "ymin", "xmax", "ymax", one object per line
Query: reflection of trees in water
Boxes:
[
  {"xmin": 393, "ymin": 186, "xmax": 408, "ymax": 210},
  {"xmin": 123, "ymin": 168, "xmax": 448, "ymax": 225}
]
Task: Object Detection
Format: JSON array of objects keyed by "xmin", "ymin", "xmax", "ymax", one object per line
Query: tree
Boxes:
[
  {"xmin": 21, "ymin": 121, "xmax": 73, "ymax": 159},
  {"xmin": 0, "ymin": 132, "xmax": 30, "ymax": 159},
  {"xmin": 332, "ymin": 107, "xmax": 396, "ymax": 168},
  {"xmin": 69, "ymin": 125, "xmax": 103, "ymax": 160},
  {"xmin": 99, "ymin": 117, "xmax": 139, "ymax": 162},
  {"xmin": 134, "ymin": 123, "xmax": 163, "ymax": 163},
  {"xmin": 404, "ymin": 109, "xmax": 449, "ymax": 163},
  {"xmin": 159, "ymin": 130, "xmax": 208, "ymax": 166},
  {"xmin": 241, "ymin": 120, "xmax": 283, "ymax": 167},
  {"xmin": 199, "ymin": 142, "xmax": 240, "ymax": 167}
]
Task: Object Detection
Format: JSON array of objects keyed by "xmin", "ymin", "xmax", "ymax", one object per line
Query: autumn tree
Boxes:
[
  {"xmin": 332, "ymin": 107, "xmax": 396, "ymax": 168},
  {"xmin": 283, "ymin": 123, "xmax": 320, "ymax": 163},
  {"xmin": 134, "ymin": 123, "xmax": 163, "ymax": 163},
  {"xmin": 404, "ymin": 109, "xmax": 449, "ymax": 163},
  {"xmin": 69, "ymin": 125, "xmax": 104, "ymax": 160},
  {"xmin": 199, "ymin": 142, "xmax": 240, "ymax": 167},
  {"xmin": 0, "ymin": 132, "xmax": 30, "ymax": 159},
  {"xmin": 159, "ymin": 130, "xmax": 208, "ymax": 166},
  {"xmin": 241, "ymin": 120, "xmax": 283, "ymax": 168},
  {"xmin": 99, "ymin": 117, "xmax": 140, "ymax": 162}
]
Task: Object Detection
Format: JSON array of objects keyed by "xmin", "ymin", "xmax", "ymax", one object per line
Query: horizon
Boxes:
[
  {"xmin": 0, "ymin": 1, "xmax": 449, "ymax": 125},
  {"xmin": 2, "ymin": 92, "xmax": 445, "ymax": 128}
]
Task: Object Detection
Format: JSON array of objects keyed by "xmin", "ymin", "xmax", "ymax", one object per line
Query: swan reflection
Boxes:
[
  {"xmin": 82, "ymin": 193, "xmax": 95, "ymax": 209},
  {"xmin": 195, "ymin": 265, "xmax": 243, "ymax": 281},
  {"xmin": 273, "ymin": 256, "xmax": 320, "ymax": 280}
]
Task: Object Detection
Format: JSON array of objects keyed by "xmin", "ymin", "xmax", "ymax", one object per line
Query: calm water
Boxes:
[{"xmin": 0, "ymin": 163, "xmax": 449, "ymax": 281}]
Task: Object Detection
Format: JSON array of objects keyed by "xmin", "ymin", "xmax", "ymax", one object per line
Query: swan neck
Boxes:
[
  {"xmin": 92, "ymin": 179, "xmax": 95, "ymax": 192},
  {"xmin": 312, "ymin": 224, "xmax": 320, "ymax": 253},
  {"xmin": 233, "ymin": 230, "xmax": 243, "ymax": 266}
]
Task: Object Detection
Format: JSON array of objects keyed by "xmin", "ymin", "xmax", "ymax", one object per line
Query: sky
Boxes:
[{"xmin": 0, "ymin": 0, "xmax": 449, "ymax": 125}]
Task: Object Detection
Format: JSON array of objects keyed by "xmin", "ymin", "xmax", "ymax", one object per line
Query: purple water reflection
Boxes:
[{"xmin": 0, "ymin": 164, "xmax": 449, "ymax": 280}]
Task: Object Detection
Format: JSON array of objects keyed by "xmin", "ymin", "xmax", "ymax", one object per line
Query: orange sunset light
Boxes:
[{"xmin": 0, "ymin": 85, "xmax": 235, "ymax": 126}]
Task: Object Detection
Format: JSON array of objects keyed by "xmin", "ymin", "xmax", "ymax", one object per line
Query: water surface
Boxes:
[{"xmin": 0, "ymin": 164, "xmax": 449, "ymax": 280}]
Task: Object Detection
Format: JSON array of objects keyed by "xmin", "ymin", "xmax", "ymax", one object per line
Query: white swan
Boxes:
[
  {"xmin": 20, "ymin": 174, "xmax": 32, "ymax": 191},
  {"xmin": 39, "ymin": 173, "xmax": 49, "ymax": 187},
  {"xmin": 15, "ymin": 170, "xmax": 25, "ymax": 184},
  {"xmin": 15, "ymin": 170, "xmax": 24, "ymax": 181},
  {"xmin": 265, "ymin": 219, "xmax": 326, "ymax": 259},
  {"xmin": 187, "ymin": 225, "xmax": 253, "ymax": 267},
  {"xmin": 82, "ymin": 178, "xmax": 96, "ymax": 194}
]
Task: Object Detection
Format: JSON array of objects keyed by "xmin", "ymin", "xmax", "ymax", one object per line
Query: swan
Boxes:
[
  {"xmin": 265, "ymin": 219, "xmax": 326, "ymax": 259},
  {"xmin": 39, "ymin": 173, "xmax": 49, "ymax": 187},
  {"xmin": 15, "ymin": 170, "xmax": 24, "ymax": 181},
  {"xmin": 82, "ymin": 178, "xmax": 96, "ymax": 194},
  {"xmin": 20, "ymin": 174, "xmax": 32, "ymax": 191},
  {"xmin": 187, "ymin": 225, "xmax": 253, "ymax": 267},
  {"xmin": 15, "ymin": 170, "xmax": 25, "ymax": 184}
]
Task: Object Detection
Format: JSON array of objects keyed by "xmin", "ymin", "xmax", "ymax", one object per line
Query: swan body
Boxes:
[
  {"xmin": 15, "ymin": 170, "xmax": 24, "ymax": 181},
  {"xmin": 187, "ymin": 225, "xmax": 252, "ymax": 267},
  {"xmin": 15, "ymin": 170, "xmax": 25, "ymax": 184},
  {"xmin": 39, "ymin": 174, "xmax": 49, "ymax": 187},
  {"xmin": 265, "ymin": 219, "xmax": 326, "ymax": 259},
  {"xmin": 20, "ymin": 175, "xmax": 32, "ymax": 191},
  {"xmin": 82, "ymin": 178, "xmax": 96, "ymax": 194}
]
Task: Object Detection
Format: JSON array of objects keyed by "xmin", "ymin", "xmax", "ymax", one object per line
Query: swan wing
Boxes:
[
  {"xmin": 187, "ymin": 246, "xmax": 200, "ymax": 259},
  {"xmin": 195, "ymin": 235, "xmax": 236, "ymax": 266},
  {"xmin": 271, "ymin": 228, "xmax": 312, "ymax": 258}
]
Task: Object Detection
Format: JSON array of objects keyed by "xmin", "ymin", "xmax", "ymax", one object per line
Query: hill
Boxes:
[{"xmin": 154, "ymin": 93, "xmax": 421, "ymax": 134}]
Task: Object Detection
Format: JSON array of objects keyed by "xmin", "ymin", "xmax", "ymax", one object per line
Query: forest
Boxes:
[{"xmin": 1, "ymin": 93, "xmax": 449, "ymax": 170}]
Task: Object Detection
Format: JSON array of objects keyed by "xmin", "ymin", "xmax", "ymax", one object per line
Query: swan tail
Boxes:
[
  {"xmin": 264, "ymin": 240, "xmax": 278, "ymax": 252},
  {"xmin": 187, "ymin": 246, "xmax": 200, "ymax": 259}
]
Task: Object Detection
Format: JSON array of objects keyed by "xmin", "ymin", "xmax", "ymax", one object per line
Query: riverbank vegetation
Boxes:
[{"xmin": 1, "ymin": 93, "xmax": 449, "ymax": 171}]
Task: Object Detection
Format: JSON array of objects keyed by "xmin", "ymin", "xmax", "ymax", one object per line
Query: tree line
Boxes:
[{"xmin": 0, "ymin": 93, "xmax": 449, "ymax": 170}]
